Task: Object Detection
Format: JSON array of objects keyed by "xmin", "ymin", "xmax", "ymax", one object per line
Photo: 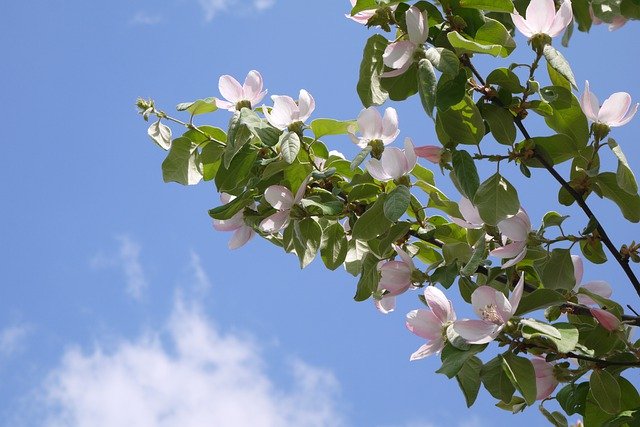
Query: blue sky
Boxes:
[{"xmin": 2, "ymin": 1, "xmax": 640, "ymax": 426}]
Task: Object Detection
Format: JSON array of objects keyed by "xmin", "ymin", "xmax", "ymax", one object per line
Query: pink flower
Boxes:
[
  {"xmin": 580, "ymin": 81, "xmax": 639, "ymax": 128},
  {"xmin": 414, "ymin": 145, "xmax": 443, "ymax": 164},
  {"xmin": 259, "ymin": 177, "xmax": 310, "ymax": 233},
  {"xmin": 382, "ymin": 6, "xmax": 429, "ymax": 77},
  {"xmin": 571, "ymin": 255, "xmax": 613, "ymax": 306},
  {"xmin": 349, "ymin": 107, "xmax": 400, "ymax": 148},
  {"xmin": 345, "ymin": 0, "xmax": 376, "ymax": 24},
  {"xmin": 216, "ymin": 70, "xmax": 267, "ymax": 111},
  {"xmin": 531, "ymin": 357, "xmax": 559, "ymax": 400},
  {"xmin": 490, "ymin": 209, "xmax": 531, "ymax": 269},
  {"xmin": 450, "ymin": 197, "xmax": 483, "ymax": 229},
  {"xmin": 263, "ymin": 90, "xmax": 315, "ymax": 130},
  {"xmin": 212, "ymin": 193, "xmax": 256, "ymax": 249},
  {"xmin": 511, "ymin": 0, "xmax": 573, "ymax": 39},
  {"xmin": 451, "ymin": 273, "xmax": 524, "ymax": 344},
  {"xmin": 406, "ymin": 286, "xmax": 457, "ymax": 360},
  {"xmin": 366, "ymin": 138, "xmax": 417, "ymax": 182},
  {"xmin": 590, "ymin": 308, "xmax": 621, "ymax": 331},
  {"xmin": 376, "ymin": 245, "xmax": 416, "ymax": 314}
]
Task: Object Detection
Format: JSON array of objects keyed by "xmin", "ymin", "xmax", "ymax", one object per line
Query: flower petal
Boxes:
[
  {"xmin": 243, "ymin": 70, "xmax": 266, "ymax": 106},
  {"xmin": 497, "ymin": 209, "xmax": 530, "ymax": 242},
  {"xmin": 414, "ymin": 145, "xmax": 442, "ymax": 163},
  {"xmin": 264, "ymin": 185, "xmax": 295, "ymax": 210},
  {"xmin": 572, "ymin": 255, "xmax": 584, "ymax": 288},
  {"xmin": 403, "ymin": 137, "xmax": 417, "ymax": 175},
  {"xmin": 406, "ymin": 309, "xmax": 443, "ymax": 340},
  {"xmin": 378, "ymin": 260, "xmax": 412, "ymax": 295},
  {"xmin": 393, "ymin": 244, "xmax": 415, "ymax": 271},
  {"xmin": 580, "ymin": 81, "xmax": 600, "ymax": 122},
  {"xmin": 531, "ymin": 358, "xmax": 559, "ymax": 400},
  {"xmin": 212, "ymin": 212, "xmax": 244, "ymax": 232},
  {"xmin": 409, "ymin": 338, "xmax": 445, "ymax": 361},
  {"xmin": 267, "ymin": 95, "xmax": 298, "ymax": 129},
  {"xmin": 546, "ymin": 0, "xmax": 573, "ymax": 37},
  {"xmin": 526, "ymin": 0, "xmax": 556, "ymax": 34},
  {"xmin": 472, "ymin": 285, "xmax": 512, "ymax": 323},
  {"xmin": 381, "ymin": 147, "xmax": 408, "ymax": 180},
  {"xmin": 218, "ymin": 75, "xmax": 243, "ymax": 104},
  {"xmin": 578, "ymin": 280, "xmax": 613, "ymax": 305},
  {"xmin": 490, "ymin": 241, "xmax": 527, "ymax": 259},
  {"xmin": 228, "ymin": 226, "xmax": 254, "ymax": 249},
  {"xmin": 357, "ymin": 107, "xmax": 382, "ymax": 141},
  {"xmin": 451, "ymin": 319, "xmax": 501, "ymax": 344},
  {"xmin": 406, "ymin": 6, "xmax": 428, "ymax": 44},
  {"xmin": 366, "ymin": 159, "xmax": 392, "ymax": 181},
  {"xmin": 297, "ymin": 89, "xmax": 315, "ymax": 123},
  {"xmin": 375, "ymin": 295, "xmax": 396, "ymax": 314},
  {"xmin": 590, "ymin": 308, "xmax": 621, "ymax": 332},
  {"xmin": 511, "ymin": 12, "xmax": 535, "ymax": 38},
  {"xmin": 613, "ymin": 102, "xmax": 639, "ymax": 127},
  {"xmin": 509, "ymin": 273, "xmax": 525, "ymax": 315},
  {"xmin": 458, "ymin": 197, "xmax": 483, "ymax": 227},
  {"xmin": 293, "ymin": 175, "xmax": 311, "ymax": 204},
  {"xmin": 380, "ymin": 107, "xmax": 400, "ymax": 145},
  {"xmin": 382, "ymin": 41, "xmax": 415, "ymax": 71},
  {"xmin": 423, "ymin": 286, "xmax": 456, "ymax": 323},
  {"xmin": 598, "ymin": 92, "xmax": 632, "ymax": 125},
  {"xmin": 500, "ymin": 246, "xmax": 528, "ymax": 269},
  {"xmin": 259, "ymin": 210, "xmax": 290, "ymax": 233}
]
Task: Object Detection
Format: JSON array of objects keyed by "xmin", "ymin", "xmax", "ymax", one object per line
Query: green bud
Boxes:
[
  {"xmin": 530, "ymin": 33, "xmax": 552, "ymax": 54},
  {"xmin": 395, "ymin": 175, "xmax": 411, "ymax": 187},
  {"xmin": 235, "ymin": 100, "xmax": 252, "ymax": 110},
  {"xmin": 592, "ymin": 122, "xmax": 611, "ymax": 141},
  {"xmin": 368, "ymin": 139, "xmax": 385, "ymax": 160}
]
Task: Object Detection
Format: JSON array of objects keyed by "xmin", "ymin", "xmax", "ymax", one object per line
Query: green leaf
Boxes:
[
  {"xmin": 447, "ymin": 31, "xmax": 502, "ymax": 57},
  {"xmin": 452, "ymin": 150, "xmax": 480, "ymax": 199},
  {"xmin": 590, "ymin": 370, "xmax": 621, "ymax": 414},
  {"xmin": 608, "ymin": 138, "xmax": 638, "ymax": 195},
  {"xmin": 201, "ymin": 143, "xmax": 224, "ymax": 181},
  {"xmin": 596, "ymin": 172, "xmax": 640, "ymax": 222},
  {"xmin": 501, "ymin": 352, "xmax": 537, "ymax": 406},
  {"xmin": 176, "ymin": 97, "xmax": 217, "ymax": 115},
  {"xmin": 224, "ymin": 109, "xmax": 253, "ymax": 168},
  {"xmin": 417, "ymin": 59, "xmax": 437, "ymax": 118},
  {"xmin": 540, "ymin": 86, "xmax": 589, "ymax": 149},
  {"xmin": 215, "ymin": 146, "xmax": 257, "ymax": 193},
  {"xmin": 435, "ymin": 69, "xmax": 467, "ymax": 111},
  {"xmin": 515, "ymin": 289, "xmax": 565, "ymax": 315},
  {"xmin": 481, "ymin": 355, "xmax": 515, "ymax": 402},
  {"xmin": 459, "ymin": 0, "xmax": 514, "ymax": 12},
  {"xmin": 580, "ymin": 239, "xmax": 607, "ymax": 264},
  {"xmin": 543, "ymin": 45, "xmax": 577, "ymax": 89},
  {"xmin": 534, "ymin": 248, "xmax": 576, "ymax": 291},
  {"xmin": 423, "ymin": 47, "xmax": 460, "ymax": 76},
  {"xmin": 521, "ymin": 319, "xmax": 562, "ymax": 340},
  {"xmin": 539, "ymin": 406, "xmax": 569, "ymax": 427},
  {"xmin": 208, "ymin": 189, "xmax": 257, "ymax": 220},
  {"xmin": 557, "ymin": 382, "xmax": 589, "ymax": 416},
  {"xmin": 472, "ymin": 173, "xmax": 520, "ymax": 225},
  {"xmin": 461, "ymin": 239, "xmax": 487, "ymax": 276},
  {"xmin": 456, "ymin": 357, "xmax": 483, "ymax": 407},
  {"xmin": 525, "ymin": 134, "xmax": 580, "ymax": 167},
  {"xmin": 438, "ymin": 344, "xmax": 486, "ymax": 378},
  {"xmin": 481, "ymin": 103, "xmax": 516, "ymax": 145},
  {"xmin": 545, "ymin": 322, "xmax": 579, "ymax": 353},
  {"xmin": 486, "ymin": 68, "xmax": 523, "ymax": 93},
  {"xmin": 148, "ymin": 120, "xmax": 172, "ymax": 150},
  {"xmin": 547, "ymin": 60, "xmax": 571, "ymax": 91},
  {"xmin": 436, "ymin": 96, "xmax": 485, "ymax": 145},
  {"xmin": 321, "ymin": 223, "xmax": 349, "ymax": 271},
  {"xmin": 162, "ymin": 137, "xmax": 202, "ymax": 186},
  {"xmin": 352, "ymin": 195, "xmax": 393, "ymax": 240},
  {"xmin": 351, "ymin": 146, "xmax": 372, "ymax": 170},
  {"xmin": 380, "ymin": 61, "xmax": 419, "ymax": 101},
  {"xmin": 292, "ymin": 218, "xmax": 323, "ymax": 269},
  {"xmin": 383, "ymin": 185, "xmax": 411, "ymax": 222},
  {"xmin": 474, "ymin": 18, "xmax": 516, "ymax": 57},
  {"xmin": 310, "ymin": 118, "xmax": 356, "ymax": 139},
  {"xmin": 354, "ymin": 253, "xmax": 380, "ymax": 301},
  {"xmin": 542, "ymin": 211, "xmax": 569, "ymax": 229},
  {"xmin": 280, "ymin": 131, "xmax": 301, "ymax": 164},
  {"xmin": 357, "ymin": 34, "xmax": 389, "ymax": 107}
]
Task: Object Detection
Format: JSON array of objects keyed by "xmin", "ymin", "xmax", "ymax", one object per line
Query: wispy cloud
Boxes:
[
  {"xmin": 130, "ymin": 11, "xmax": 162, "ymax": 26},
  {"xmin": 0, "ymin": 323, "xmax": 30, "ymax": 359},
  {"xmin": 90, "ymin": 235, "xmax": 148, "ymax": 301},
  {"xmin": 37, "ymin": 289, "xmax": 345, "ymax": 426},
  {"xmin": 197, "ymin": 0, "xmax": 276, "ymax": 22},
  {"xmin": 189, "ymin": 251, "xmax": 212, "ymax": 296}
]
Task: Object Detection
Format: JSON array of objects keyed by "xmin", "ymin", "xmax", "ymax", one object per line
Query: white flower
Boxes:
[
  {"xmin": 382, "ymin": 6, "xmax": 429, "ymax": 77},
  {"xmin": 366, "ymin": 138, "xmax": 416, "ymax": 182},
  {"xmin": 511, "ymin": 0, "xmax": 573, "ymax": 39},
  {"xmin": 216, "ymin": 70, "xmax": 267, "ymax": 111},
  {"xmin": 212, "ymin": 193, "xmax": 255, "ymax": 249},
  {"xmin": 349, "ymin": 107, "xmax": 400, "ymax": 148},
  {"xmin": 263, "ymin": 90, "xmax": 315, "ymax": 130},
  {"xmin": 580, "ymin": 81, "xmax": 639, "ymax": 128}
]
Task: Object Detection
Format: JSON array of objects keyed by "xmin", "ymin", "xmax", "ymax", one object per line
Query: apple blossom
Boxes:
[
  {"xmin": 259, "ymin": 176, "xmax": 310, "ymax": 233},
  {"xmin": 531, "ymin": 357, "xmax": 559, "ymax": 400},
  {"xmin": 414, "ymin": 145, "xmax": 443, "ymax": 164},
  {"xmin": 263, "ymin": 90, "xmax": 316, "ymax": 130},
  {"xmin": 382, "ymin": 6, "xmax": 429, "ymax": 77},
  {"xmin": 406, "ymin": 286, "xmax": 457, "ymax": 360},
  {"xmin": 490, "ymin": 209, "xmax": 531, "ymax": 269},
  {"xmin": 216, "ymin": 70, "xmax": 267, "ymax": 112},
  {"xmin": 580, "ymin": 81, "xmax": 639, "ymax": 128},
  {"xmin": 452, "ymin": 273, "xmax": 524, "ymax": 344},
  {"xmin": 349, "ymin": 107, "xmax": 400, "ymax": 148},
  {"xmin": 345, "ymin": 0, "xmax": 375, "ymax": 25},
  {"xmin": 571, "ymin": 255, "xmax": 613, "ymax": 306},
  {"xmin": 212, "ymin": 193, "xmax": 255, "ymax": 250},
  {"xmin": 313, "ymin": 150, "xmax": 346, "ymax": 170},
  {"xmin": 450, "ymin": 197, "xmax": 483, "ymax": 229},
  {"xmin": 376, "ymin": 245, "xmax": 416, "ymax": 314},
  {"xmin": 590, "ymin": 308, "xmax": 621, "ymax": 331},
  {"xmin": 510, "ymin": 0, "xmax": 573, "ymax": 39},
  {"xmin": 366, "ymin": 138, "xmax": 417, "ymax": 182}
]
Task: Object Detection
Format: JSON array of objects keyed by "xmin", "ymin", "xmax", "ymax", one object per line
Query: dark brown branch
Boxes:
[
  {"xmin": 561, "ymin": 302, "xmax": 640, "ymax": 326},
  {"xmin": 566, "ymin": 352, "xmax": 640, "ymax": 367}
]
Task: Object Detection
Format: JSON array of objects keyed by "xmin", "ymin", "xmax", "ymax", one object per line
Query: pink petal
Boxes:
[
  {"xmin": 497, "ymin": 210, "xmax": 530, "ymax": 242},
  {"xmin": 531, "ymin": 358, "xmax": 559, "ymax": 400},
  {"xmin": 472, "ymin": 286, "xmax": 512, "ymax": 323},
  {"xmin": 243, "ymin": 70, "xmax": 266, "ymax": 106},
  {"xmin": 580, "ymin": 81, "xmax": 600, "ymax": 122},
  {"xmin": 490, "ymin": 241, "xmax": 527, "ymax": 259},
  {"xmin": 409, "ymin": 338, "xmax": 445, "ymax": 361},
  {"xmin": 382, "ymin": 41, "xmax": 415, "ymax": 71},
  {"xmin": 393, "ymin": 244, "xmax": 415, "ymax": 271},
  {"xmin": 215, "ymin": 98, "xmax": 236, "ymax": 111},
  {"xmin": 405, "ymin": 6, "xmax": 428, "ymax": 45},
  {"xmin": 218, "ymin": 75, "xmax": 243, "ymax": 104},
  {"xmin": 259, "ymin": 210, "xmax": 290, "ymax": 233},
  {"xmin": 212, "ymin": 212, "xmax": 244, "ymax": 232},
  {"xmin": 612, "ymin": 102, "xmax": 639, "ymax": 127},
  {"xmin": 220, "ymin": 192, "xmax": 235, "ymax": 204},
  {"xmin": 451, "ymin": 319, "xmax": 501, "ymax": 344},
  {"xmin": 378, "ymin": 260, "xmax": 412, "ymax": 295},
  {"xmin": 293, "ymin": 175, "xmax": 311, "ymax": 204},
  {"xmin": 526, "ymin": 0, "xmax": 556, "ymax": 34},
  {"xmin": 459, "ymin": 197, "xmax": 483, "ymax": 227},
  {"xmin": 546, "ymin": 0, "xmax": 573, "ymax": 37},
  {"xmin": 297, "ymin": 89, "xmax": 315, "ymax": 123},
  {"xmin": 403, "ymin": 138, "xmax": 417, "ymax": 175},
  {"xmin": 590, "ymin": 308, "xmax": 621, "ymax": 332},
  {"xmin": 450, "ymin": 217, "xmax": 482, "ymax": 230},
  {"xmin": 406, "ymin": 309, "xmax": 443, "ymax": 340},
  {"xmin": 366, "ymin": 159, "xmax": 392, "ymax": 181},
  {"xmin": 511, "ymin": 13, "xmax": 535, "ymax": 38},
  {"xmin": 264, "ymin": 185, "xmax": 295, "ymax": 210},
  {"xmin": 500, "ymin": 246, "xmax": 528, "ymax": 269},
  {"xmin": 509, "ymin": 273, "xmax": 525, "ymax": 315},
  {"xmin": 598, "ymin": 92, "xmax": 632, "ymax": 125},
  {"xmin": 267, "ymin": 95, "xmax": 298, "ymax": 129},
  {"xmin": 380, "ymin": 107, "xmax": 400, "ymax": 145},
  {"xmin": 414, "ymin": 145, "xmax": 442, "ymax": 163},
  {"xmin": 375, "ymin": 295, "xmax": 396, "ymax": 314},
  {"xmin": 423, "ymin": 286, "xmax": 456, "ymax": 323},
  {"xmin": 380, "ymin": 64, "xmax": 412, "ymax": 78},
  {"xmin": 572, "ymin": 255, "xmax": 584, "ymax": 287},
  {"xmin": 229, "ymin": 226, "xmax": 254, "ymax": 249},
  {"xmin": 357, "ymin": 107, "xmax": 383, "ymax": 141},
  {"xmin": 578, "ymin": 280, "xmax": 613, "ymax": 305},
  {"xmin": 381, "ymin": 147, "xmax": 408, "ymax": 180}
]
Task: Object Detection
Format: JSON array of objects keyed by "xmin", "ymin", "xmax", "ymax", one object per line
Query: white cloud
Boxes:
[
  {"xmin": 37, "ymin": 261, "xmax": 345, "ymax": 427},
  {"xmin": 0, "ymin": 323, "xmax": 30, "ymax": 358},
  {"xmin": 130, "ymin": 11, "xmax": 162, "ymax": 25},
  {"xmin": 188, "ymin": 251, "xmax": 212, "ymax": 295},
  {"xmin": 197, "ymin": 0, "xmax": 275, "ymax": 21},
  {"xmin": 91, "ymin": 235, "xmax": 148, "ymax": 301}
]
